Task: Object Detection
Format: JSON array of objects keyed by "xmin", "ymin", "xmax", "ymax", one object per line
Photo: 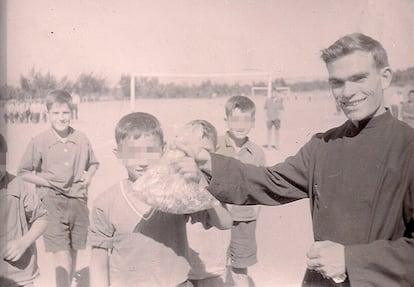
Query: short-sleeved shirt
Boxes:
[
  {"xmin": 264, "ymin": 96, "xmax": 284, "ymax": 121},
  {"xmin": 88, "ymin": 179, "xmax": 191, "ymax": 287},
  {"xmin": 216, "ymin": 133, "xmax": 265, "ymax": 221},
  {"xmin": 18, "ymin": 127, "xmax": 99, "ymax": 198},
  {"xmin": 0, "ymin": 174, "xmax": 48, "ymax": 286}
]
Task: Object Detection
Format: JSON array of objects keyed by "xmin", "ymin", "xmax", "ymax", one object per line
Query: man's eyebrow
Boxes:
[
  {"xmin": 329, "ymin": 72, "xmax": 369, "ymax": 83},
  {"xmin": 348, "ymin": 72, "xmax": 369, "ymax": 81}
]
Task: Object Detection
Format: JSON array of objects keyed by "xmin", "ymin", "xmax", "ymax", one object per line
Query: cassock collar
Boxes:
[{"xmin": 346, "ymin": 110, "xmax": 393, "ymax": 136}]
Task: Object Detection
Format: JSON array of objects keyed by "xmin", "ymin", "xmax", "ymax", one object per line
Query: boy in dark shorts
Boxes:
[
  {"xmin": 17, "ymin": 90, "xmax": 99, "ymax": 287},
  {"xmin": 217, "ymin": 96, "xmax": 265, "ymax": 286},
  {"xmin": 264, "ymin": 88, "xmax": 284, "ymax": 149}
]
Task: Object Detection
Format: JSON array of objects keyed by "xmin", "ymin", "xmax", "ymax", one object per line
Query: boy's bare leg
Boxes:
[
  {"xmin": 231, "ymin": 267, "xmax": 249, "ymax": 287},
  {"xmin": 274, "ymin": 128, "xmax": 279, "ymax": 149},
  {"xmin": 54, "ymin": 249, "xmax": 78, "ymax": 287},
  {"xmin": 266, "ymin": 128, "xmax": 272, "ymax": 149}
]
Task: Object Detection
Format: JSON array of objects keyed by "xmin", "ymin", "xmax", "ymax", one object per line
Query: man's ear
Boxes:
[
  {"xmin": 380, "ymin": 67, "xmax": 392, "ymax": 90},
  {"xmin": 113, "ymin": 148, "xmax": 119, "ymax": 158}
]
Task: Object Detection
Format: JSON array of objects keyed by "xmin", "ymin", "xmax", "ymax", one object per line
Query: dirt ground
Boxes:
[{"xmin": 4, "ymin": 92, "xmax": 360, "ymax": 286}]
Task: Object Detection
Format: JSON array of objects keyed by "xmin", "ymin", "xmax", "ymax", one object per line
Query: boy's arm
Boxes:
[
  {"xmin": 4, "ymin": 183, "xmax": 48, "ymax": 262},
  {"xmin": 80, "ymin": 138, "xmax": 100, "ymax": 187},
  {"xmin": 90, "ymin": 247, "xmax": 109, "ymax": 287},
  {"xmin": 3, "ymin": 216, "xmax": 48, "ymax": 262},
  {"xmin": 19, "ymin": 173, "xmax": 53, "ymax": 188},
  {"xmin": 18, "ymin": 138, "xmax": 52, "ymax": 188},
  {"xmin": 80, "ymin": 163, "xmax": 99, "ymax": 188}
]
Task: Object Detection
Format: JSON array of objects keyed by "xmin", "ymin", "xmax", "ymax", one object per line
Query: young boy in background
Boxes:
[
  {"xmin": 17, "ymin": 90, "xmax": 99, "ymax": 287},
  {"xmin": 217, "ymin": 96, "xmax": 265, "ymax": 287},
  {"xmin": 0, "ymin": 134, "xmax": 48, "ymax": 287},
  {"xmin": 88, "ymin": 112, "xmax": 231, "ymax": 287},
  {"xmin": 186, "ymin": 120, "xmax": 233, "ymax": 287},
  {"xmin": 264, "ymin": 88, "xmax": 284, "ymax": 149}
]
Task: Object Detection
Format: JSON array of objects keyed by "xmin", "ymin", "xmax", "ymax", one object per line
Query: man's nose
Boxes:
[{"xmin": 342, "ymin": 81, "xmax": 357, "ymax": 99}]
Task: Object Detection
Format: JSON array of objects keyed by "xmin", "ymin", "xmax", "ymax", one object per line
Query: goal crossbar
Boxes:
[{"xmin": 130, "ymin": 72, "xmax": 272, "ymax": 111}]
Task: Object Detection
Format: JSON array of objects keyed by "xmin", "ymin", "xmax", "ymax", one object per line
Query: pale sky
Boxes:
[{"xmin": 6, "ymin": 0, "xmax": 414, "ymax": 85}]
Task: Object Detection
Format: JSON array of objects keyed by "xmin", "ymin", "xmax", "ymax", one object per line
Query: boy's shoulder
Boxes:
[
  {"xmin": 244, "ymin": 138, "xmax": 265, "ymax": 156},
  {"xmin": 93, "ymin": 181, "xmax": 123, "ymax": 206},
  {"xmin": 4, "ymin": 173, "xmax": 33, "ymax": 198},
  {"xmin": 32, "ymin": 127, "xmax": 90, "ymax": 145}
]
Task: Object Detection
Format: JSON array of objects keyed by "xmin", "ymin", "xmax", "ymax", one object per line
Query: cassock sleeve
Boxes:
[{"xmin": 207, "ymin": 136, "xmax": 318, "ymax": 205}]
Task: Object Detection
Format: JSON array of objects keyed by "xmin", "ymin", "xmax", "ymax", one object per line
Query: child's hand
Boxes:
[
  {"xmin": 3, "ymin": 238, "xmax": 29, "ymax": 262},
  {"xmin": 79, "ymin": 171, "xmax": 92, "ymax": 188}
]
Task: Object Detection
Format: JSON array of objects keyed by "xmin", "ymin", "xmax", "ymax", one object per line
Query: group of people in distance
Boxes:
[
  {"xmin": 3, "ymin": 99, "xmax": 48, "ymax": 124},
  {"xmin": 2, "ymin": 93, "xmax": 81, "ymax": 125},
  {"xmin": 1, "ymin": 32, "xmax": 414, "ymax": 287}
]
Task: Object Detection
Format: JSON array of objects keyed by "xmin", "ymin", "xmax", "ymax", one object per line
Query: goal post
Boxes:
[{"xmin": 130, "ymin": 72, "xmax": 272, "ymax": 111}]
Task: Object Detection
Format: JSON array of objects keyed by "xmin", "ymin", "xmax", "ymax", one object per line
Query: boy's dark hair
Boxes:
[
  {"xmin": 186, "ymin": 119, "xmax": 217, "ymax": 151},
  {"xmin": 115, "ymin": 112, "xmax": 164, "ymax": 146},
  {"xmin": 0, "ymin": 134, "xmax": 7, "ymax": 153},
  {"xmin": 321, "ymin": 33, "xmax": 389, "ymax": 69},
  {"xmin": 225, "ymin": 95, "xmax": 256, "ymax": 118},
  {"xmin": 45, "ymin": 90, "xmax": 73, "ymax": 111}
]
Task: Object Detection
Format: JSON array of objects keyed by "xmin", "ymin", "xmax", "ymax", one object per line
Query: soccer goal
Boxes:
[{"xmin": 129, "ymin": 72, "xmax": 272, "ymax": 111}]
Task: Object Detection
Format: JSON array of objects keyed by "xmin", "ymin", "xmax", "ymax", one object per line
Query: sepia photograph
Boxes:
[{"xmin": 1, "ymin": 0, "xmax": 414, "ymax": 286}]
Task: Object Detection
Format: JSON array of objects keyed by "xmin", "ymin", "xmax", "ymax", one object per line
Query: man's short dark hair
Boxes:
[{"xmin": 321, "ymin": 33, "xmax": 389, "ymax": 69}]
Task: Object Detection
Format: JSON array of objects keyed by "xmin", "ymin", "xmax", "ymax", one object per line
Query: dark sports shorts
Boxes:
[
  {"xmin": 41, "ymin": 192, "xmax": 89, "ymax": 252},
  {"xmin": 229, "ymin": 220, "xmax": 258, "ymax": 268},
  {"xmin": 266, "ymin": 119, "xmax": 281, "ymax": 130}
]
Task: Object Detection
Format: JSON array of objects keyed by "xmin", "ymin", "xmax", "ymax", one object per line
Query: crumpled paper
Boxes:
[{"xmin": 130, "ymin": 151, "xmax": 218, "ymax": 214}]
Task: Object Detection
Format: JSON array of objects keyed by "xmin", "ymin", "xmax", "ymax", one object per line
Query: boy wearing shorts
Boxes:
[
  {"xmin": 218, "ymin": 96, "xmax": 265, "ymax": 287},
  {"xmin": 0, "ymin": 134, "xmax": 49, "ymax": 287},
  {"xmin": 17, "ymin": 90, "xmax": 99, "ymax": 287},
  {"xmin": 264, "ymin": 88, "xmax": 284, "ymax": 149},
  {"xmin": 88, "ymin": 113, "xmax": 231, "ymax": 287}
]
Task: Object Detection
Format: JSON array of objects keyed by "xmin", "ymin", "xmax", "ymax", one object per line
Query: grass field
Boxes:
[{"xmin": 4, "ymin": 90, "xmax": 374, "ymax": 286}]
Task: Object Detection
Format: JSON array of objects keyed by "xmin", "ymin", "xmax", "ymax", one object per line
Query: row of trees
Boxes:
[
  {"xmin": 3, "ymin": 68, "xmax": 110, "ymax": 101},
  {"xmin": 2, "ymin": 67, "xmax": 413, "ymax": 101}
]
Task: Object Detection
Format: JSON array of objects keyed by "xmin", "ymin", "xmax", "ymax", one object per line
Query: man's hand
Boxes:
[
  {"xmin": 3, "ymin": 238, "xmax": 29, "ymax": 262},
  {"xmin": 170, "ymin": 156, "xmax": 202, "ymax": 182},
  {"xmin": 171, "ymin": 124, "xmax": 211, "ymax": 163},
  {"xmin": 307, "ymin": 240, "xmax": 346, "ymax": 281}
]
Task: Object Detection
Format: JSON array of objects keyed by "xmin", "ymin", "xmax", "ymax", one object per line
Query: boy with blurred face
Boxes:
[
  {"xmin": 220, "ymin": 96, "xmax": 265, "ymax": 286},
  {"xmin": 17, "ymin": 90, "xmax": 99, "ymax": 287},
  {"xmin": 88, "ymin": 113, "xmax": 231, "ymax": 287},
  {"xmin": 173, "ymin": 33, "xmax": 414, "ymax": 287},
  {"xmin": 0, "ymin": 134, "xmax": 48, "ymax": 287}
]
